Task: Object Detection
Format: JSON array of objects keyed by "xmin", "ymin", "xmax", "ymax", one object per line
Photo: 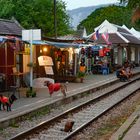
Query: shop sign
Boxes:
[
  {"xmin": 25, "ymin": 46, "xmax": 30, "ymax": 54},
  {"xmin": 44, "ymin": 66, "xmax": 54, "ymax": 75},
  {"xmin": 38, "ymin": 56, "xmax": 53, "ymax": 66},
  {"xmin": 22, "ymin": 29, "xmax": 41, "ymax": 41}
]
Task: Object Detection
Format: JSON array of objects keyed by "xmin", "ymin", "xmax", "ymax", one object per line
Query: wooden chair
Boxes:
[{"xmin": 9, "ymin": 67, "xmax": 21, "ymax": 98}]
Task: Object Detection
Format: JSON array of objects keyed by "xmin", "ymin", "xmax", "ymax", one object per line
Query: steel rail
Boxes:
[
  {"xmin": 64, "ymin": 80, "xmax": 140, "ymax": 139},
  {"xmin": 9, "ymin": 76, "xmax": 140, "ymax": 140}
]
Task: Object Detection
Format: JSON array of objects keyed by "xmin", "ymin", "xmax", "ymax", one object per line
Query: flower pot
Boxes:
[
  {"xmin": 75, "ymin": 77, "xmax": 84, "ymax": 83},
  {"xmin": 26, "ymin": 89, "xmax": 37, "ymax": 97},
  {"xmin": 80, "ymin": 77, "xmax": 84, "ymax": 83}
]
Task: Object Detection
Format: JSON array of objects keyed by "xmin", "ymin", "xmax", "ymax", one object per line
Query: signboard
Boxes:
[
  {"xmin": 38, "ymin": 56, "xmax": 53, "ymax": 66},
  {"xmin": 44, "ymin": 66, "xmax": 54, "ymax": 75},
  {"xmin": 22, "ymin": 29, "xmax": 41, "ymax": 88},
  {"xmin": 22, "ymin": 29, "xmax": 41, "ymax": 41}
]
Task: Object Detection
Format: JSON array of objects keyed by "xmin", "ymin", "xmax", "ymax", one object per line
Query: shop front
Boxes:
[
  {"xmin": 34, "ymin": 41, "xmax": 86, "ymax": 82},
  {"xmin": 79, "ymin": 45, "xmax": 112, "ymax": 74},
  {"xmin": 0, "ymin": 37, "xmax": 28, "ymax": 90}
]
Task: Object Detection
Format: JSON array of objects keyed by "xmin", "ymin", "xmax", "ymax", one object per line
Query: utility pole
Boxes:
[{"xmin": 54, "ymin": 0, "xmax": 57, "ymax": 39}]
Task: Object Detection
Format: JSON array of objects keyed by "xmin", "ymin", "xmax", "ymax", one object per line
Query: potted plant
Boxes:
[
  {"xmin": 76, "ymin": 71, "xmax": 85, "ymax": 83},
  {"xmin": 26, "ymin": 88, "xmax": 36, "ymax": 97}
]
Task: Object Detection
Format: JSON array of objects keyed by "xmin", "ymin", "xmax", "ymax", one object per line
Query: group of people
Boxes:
[{"xmin": 116, "ymin": 63, "xmax": 133, "ymax": 82}]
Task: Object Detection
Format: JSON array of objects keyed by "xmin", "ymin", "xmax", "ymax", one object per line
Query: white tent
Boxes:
[{"xmin": 130, "ymin": 27, "xmax": 140, "ymax": 39}]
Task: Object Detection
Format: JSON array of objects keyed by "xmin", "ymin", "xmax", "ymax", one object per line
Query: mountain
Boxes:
[{"xmin": 67, "ymin": 3, "xmax": 118, "ymax": 30}]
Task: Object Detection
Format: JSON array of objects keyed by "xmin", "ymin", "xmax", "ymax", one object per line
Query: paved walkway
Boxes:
[
  {"xmin": 0, "ymin": 67, "xmax": 140, "ymax": 139},
  {"xmin": 0, "ymin": 71, "xmax": 118, "ymax": 122},
  {"xmin": 110, "ymin": 105, "xmax": 140, "ymax": 140},
  {"xmin": 123, "ymin": 116, "xmax": 140, "ymax": 140}
]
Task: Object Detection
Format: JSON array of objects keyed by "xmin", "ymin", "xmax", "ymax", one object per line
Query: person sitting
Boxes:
[
  {"xmin": 126, "ymin": 65, "xmax": 133, "ymax": 79},
  {"xmin": 116, "ymin": 67, "xmax": 129, "ymax": 82},
  {"xmin": 123, "ymin": 59, "xmax": 129, "ymax": 68}
]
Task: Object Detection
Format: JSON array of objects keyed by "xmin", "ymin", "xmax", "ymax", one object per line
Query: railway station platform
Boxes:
[
  {"xmin": 110, "ymin": 97, "xmax": 140, "ymax": 140},
  {"xmin": 0, "ymin": 67, "xmax": 140, "ymax": 139}
]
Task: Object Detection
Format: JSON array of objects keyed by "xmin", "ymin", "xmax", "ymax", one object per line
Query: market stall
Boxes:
[
  {"xmin": 78, "ymin": 45, "xmax": 112, "ymax": 74},
  {"xmin": 0, "ymin": 36, "xmax": 26, "ymax": 89},
  {"xmin": 34, "ymin": 40, "xmax": 90, "ymax": 82}
]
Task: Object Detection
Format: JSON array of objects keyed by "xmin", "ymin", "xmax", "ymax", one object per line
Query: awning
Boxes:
[
  {"xmin": 32, "ymin": 40, "xmax": 48, "ymax": 45},
  {"xmin": 0, "ymin": 36, "xmax": 21, "ymax": 40},
  {"xmin": 27, "ymin": 40, "xmax": 91, "ymax": 48},
  {"xmin": 45, "ymin": 40, "xmax": 90, "ymax": 48},
  {"xmin": 0, "ymin": 36, "xmax": 9, "ymax": 43},
  {"xmin": 0, "ymin": 36, "xmax": 22, "ymax": 45}
]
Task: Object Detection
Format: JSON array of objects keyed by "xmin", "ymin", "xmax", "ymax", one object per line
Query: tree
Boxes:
[
  {"xmin": 77, "ymin": 5, "xmax": 132, "ymax": 34},
  {"xmin": 120, "ymin": 0, "xmax": 140, "ymax": 28},
  {"xmin": 120, "ymin": 0, "xmax": 140, "ymax": 8},
  {"xmin": 0, "ymin": 0, "xmax": 72, "ymax": 37},
  {"xmin": 0, "ymin": 0, "xmax": 14, "ymax": 18}
]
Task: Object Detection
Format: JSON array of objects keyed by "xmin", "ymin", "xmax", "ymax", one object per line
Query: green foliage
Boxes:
[
  {"xmin": 77, "ymin": 71, "xmax": 85, "ymax": 78},
  {"xmin": 77, "ymin": 5, "xmax": 134, "ymax": 34},
  {"xmin": 9, "ymin": 123, "xmax": 19, "ymax": 128},
  {"xmin": 120, "ymin": 0, "xmax": 140, "ymax": 29},
  {"xmin": 9, "ymin": 120, "xmax": 19, "ymax": 128},
  {"xmin": 0, "ymin": 0, "xmax": 14, "ymax": 18},
  {"xmin": 0, "ymin": 0, "xmax": 72, "ymax": 37},
  {"xmin": 26, "ymin": 88, "xmax": 36, "ymax": 97},
  {"xmin": 120, "ymin": 0, "xmax": 140, "ymax": 9},
  {"xmin": 134, "ymin": 19, "xmax": 140, "ymax": 30},
  {"xmin": 128, "ymin": 0, "xmax": 140, "ymax": 8},
  {"xmin": 27, "ymin": 62, "xmax": 37, "ymax": 67}
]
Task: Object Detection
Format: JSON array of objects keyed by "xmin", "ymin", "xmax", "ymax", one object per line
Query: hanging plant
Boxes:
[
  {"xmin": 56, "ymin": 49, "xmax": 62, "ymax": 61},
  {"xmin": 81, "ymin": 47, "xmax": 85, "ymax": 55},
  {"xmin": 27, "ymin": 62, "xmax": 37, "ymax": 67}
]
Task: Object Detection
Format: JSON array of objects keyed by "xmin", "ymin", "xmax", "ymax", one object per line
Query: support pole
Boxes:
[
  {"xmin": 5, "ymin": 43, "xmax": 7, "ymax": 90},
  {"xmin": 30, "ymin": 30, "xmax": 33, "ymax": 91},
  {"xmin": 74, "ymin": 53, "xmax": 77, "ymax": 76},
  {"xmin": 54, "ymin": 0, "xmax": 57, "ymax": 39}
]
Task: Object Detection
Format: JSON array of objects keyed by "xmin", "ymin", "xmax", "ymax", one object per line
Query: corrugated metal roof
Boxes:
[
  {"xmin": 56, "ymin": 35, "xmax": 82, "ymax": 40},
  {"xmin": 89, "ymin": 20, "xmax": 140, "ymax": 45},
  {"xmin": 120, "ymin": 32, "xmax": 140, "ymax": 44},
  {"xmin": 57, "ymin": 29, "xmax": 86, "ymax": 41},
  {"xmin": 0, "ymin": 19, "xmax": 23, "ymax": 36},
  {"xmin": 93, "ymin": 33, "xmax": 126, "ymax": 44},
  {"xmin": 117, "ymin": 26, "xmax": 132, "ymax": 34}
]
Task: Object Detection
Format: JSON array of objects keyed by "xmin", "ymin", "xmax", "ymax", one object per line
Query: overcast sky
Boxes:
[{"xmin": 63, "ymin": 0, "xmax": 119, "ymax": 10}]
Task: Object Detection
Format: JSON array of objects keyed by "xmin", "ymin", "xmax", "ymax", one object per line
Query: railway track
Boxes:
[{"xmin": 10, "ymin": 76, "xmax": 140, "ymax": 140}]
